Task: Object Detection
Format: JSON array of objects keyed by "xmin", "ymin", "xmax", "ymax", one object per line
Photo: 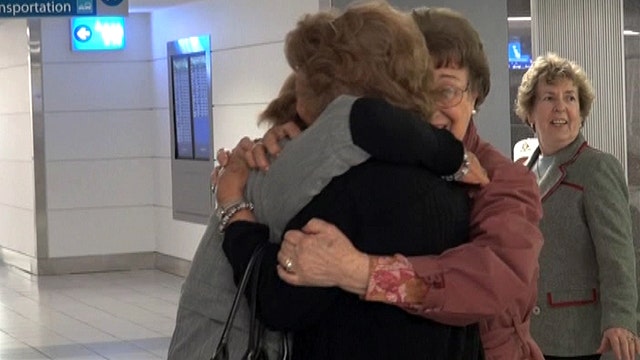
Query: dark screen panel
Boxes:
[
  {"xmin": 171, "ymin": 56, "xmax": 194, "ymax": 159},
  {"xmin": 190, "ymin": 54, "xmax": 211, "ymax": 160}
]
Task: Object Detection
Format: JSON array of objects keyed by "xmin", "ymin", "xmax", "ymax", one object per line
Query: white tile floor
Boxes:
[{"xmin": 0, "ymin": 263, "xmax": 184, "ymax": 360}]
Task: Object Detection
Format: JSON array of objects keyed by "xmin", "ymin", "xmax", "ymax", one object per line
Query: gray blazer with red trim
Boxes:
[{"xmin": 527, "ymin": 133, "xmax": 637, "ymax": 356}]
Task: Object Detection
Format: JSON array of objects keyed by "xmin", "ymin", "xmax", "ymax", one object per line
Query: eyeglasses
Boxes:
[{"xmin": 432, "ymin": 84, "xmax": 470, "ymax": 109}]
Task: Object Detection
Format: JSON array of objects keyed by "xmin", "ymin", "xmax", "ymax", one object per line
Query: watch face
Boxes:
[{"xmin": 101, "ymin": 0, "xmax": 124, "ymax": 6}]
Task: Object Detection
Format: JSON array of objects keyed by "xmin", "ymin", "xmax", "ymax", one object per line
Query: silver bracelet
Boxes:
[
  {"xmin": 215, "ymin": 199, "xmax": 244, "ymax": 220},
  {"xmin": 443, "ymin": 151, "xmax": 470, "ymax": 182},
  {"xmin": 217, "ymin": 200, "xmax": 254, "ymax": 233}
]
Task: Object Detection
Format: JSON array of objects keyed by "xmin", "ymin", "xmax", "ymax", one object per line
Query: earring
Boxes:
[{"xmin": 471, "ymin": 109, "xmax": 477, "ymax": 115}]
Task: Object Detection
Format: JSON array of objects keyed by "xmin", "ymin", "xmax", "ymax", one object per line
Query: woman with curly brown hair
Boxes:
[
  {"xmin": 215, "ymin": 2, "xmax": 483, "ymax": 359},
  {"xmin": 220, "ymin": 6, "xmax": 544, "ymax": 360}
]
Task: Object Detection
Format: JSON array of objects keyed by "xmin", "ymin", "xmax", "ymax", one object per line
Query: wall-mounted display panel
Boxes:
[{"xmin": 167, "ymin": 35, "xmax": 213, "ymax": 224}]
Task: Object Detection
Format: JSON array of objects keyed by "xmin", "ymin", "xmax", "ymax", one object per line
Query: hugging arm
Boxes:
[
  {"xmin": 349, "ymin": 97, "xmax": 463, "ymax": 174},
  {"xmin": 280, "ymin": 117, "xmax": 543, "ymax": 328},
  {"xmin": 223, "ymin": 175, "xmax": 359, "ymax": 332},
  {"xmin": 392, "ymin": 159, "xmax": 543, "ymax": 324},
  {"xmin": 246, "ymin": 95, "xmax": 467, "ymax": 241},
  {"xmin": 290, "ymin": 158, "xmax": 543, "ymax": 326},
  {"xmin": 223, "ymin": 221, "xmax": 341, "ymax": 332}
]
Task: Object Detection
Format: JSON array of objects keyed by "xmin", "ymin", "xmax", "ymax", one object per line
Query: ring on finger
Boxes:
[{"xmin": 284, "ymin": 258, "xmax": 294, "ymax": 273}]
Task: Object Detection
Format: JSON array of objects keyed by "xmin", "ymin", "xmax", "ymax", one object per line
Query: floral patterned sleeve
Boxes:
[{"xmin": 365, "ymin": 255, "xmax": 430, "ymax": 310}]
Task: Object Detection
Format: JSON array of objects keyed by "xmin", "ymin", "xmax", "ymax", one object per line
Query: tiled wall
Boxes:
[
  {"xmin": 0, "ymin": 19, "xmax": 36, "ymax": 257},
  {"xmin": 39, "ymin": 15, "xmax": 158, "ymax": 258},
  {"xmin": 0, "ymin": 1, "xmax": 323, "ymax": 273}
]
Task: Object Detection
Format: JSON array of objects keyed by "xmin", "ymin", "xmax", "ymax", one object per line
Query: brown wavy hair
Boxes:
[
  {"xmin": 284, "ymin": 1, "xmax": 433, "ymax": 122},
  {"xmin": 259, "ymin": 72, "xmax": 297, "ymax": 126},
  {"xmin": 411, "ymin": 7, "xmax": 491, "ymax": 109},
  {"xmin": 515, "ymin": 52, "xmax": 595, "ymax": 127}
]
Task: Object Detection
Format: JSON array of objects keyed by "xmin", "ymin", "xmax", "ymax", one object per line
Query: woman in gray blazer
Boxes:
[{"xmin": 516, "ymin": 52, "xmax": 639, "ymax": 360}]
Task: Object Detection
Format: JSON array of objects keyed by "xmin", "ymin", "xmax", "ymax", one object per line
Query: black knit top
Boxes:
[{"xmin": 223, "ymin": 159, "xmax": 480, "ymax": 360}]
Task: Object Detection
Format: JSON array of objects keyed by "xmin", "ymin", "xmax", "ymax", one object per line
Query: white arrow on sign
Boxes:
[{"xmin": 75, "ymin": 26, "xmax": 92, "ymax": 42}]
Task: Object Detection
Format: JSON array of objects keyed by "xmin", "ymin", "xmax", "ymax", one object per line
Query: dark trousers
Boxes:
[{"xmin": 545, "ymin": 355, "xmax": 600, "ymax": 360}]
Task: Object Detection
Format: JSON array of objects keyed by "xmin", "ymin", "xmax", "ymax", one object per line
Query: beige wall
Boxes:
[
  {"xmin": 0, "ymin": 1, "xmax": 321, "ymax": 274},
  {"xmin": 0, "ymin": 19, "xmax": 36, "ymax": 261}
]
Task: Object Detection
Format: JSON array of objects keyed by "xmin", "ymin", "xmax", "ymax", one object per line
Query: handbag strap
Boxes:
[
  {"xmin": 212, "ymin": 243, "xmax": 267, "ymax": 359},
  {"xmin": 246, "ymin": 244, "xmax": 265, "ymax": 355},
  {"xmin": 280, "ymin": 333, "xmax": 291, "ymax": 360},
  {"xmin": 245, "ymin": 246, "xmax": 291, "ymax": 360}
]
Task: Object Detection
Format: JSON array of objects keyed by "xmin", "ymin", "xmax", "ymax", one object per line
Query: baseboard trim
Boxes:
[
  {"xmin": 155, "ymin": 252, "xmax": 192, "ymax": 277},
  {"xmin": 0, "ymin": 247, "xmax": 38, "ymax": 274},
  {"xmin": 0, "ymin": 248, "xmax": 191, "ymax": 277}
]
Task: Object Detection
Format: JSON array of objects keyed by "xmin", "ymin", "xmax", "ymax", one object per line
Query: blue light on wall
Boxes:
[
  {"xmin": 71, "ymin": 16, "xmax": 125, "ymax": 51},
  {"xmin": 507, "ymin": 38, "xmax": 532, "ymax": 69}
]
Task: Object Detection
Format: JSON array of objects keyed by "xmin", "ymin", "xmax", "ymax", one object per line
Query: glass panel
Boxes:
[{"xmin": 507, "ymin": 0, "xmax": 535, "ymax": 160}]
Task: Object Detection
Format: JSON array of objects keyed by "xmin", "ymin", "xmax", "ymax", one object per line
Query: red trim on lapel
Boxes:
[
  {"xmin": 547, "ymin": 288, "xmax": 598, "ymax": 308},
  {"xmin": 541, "ymin": 141, "xmax": 589, "ymax": 202}
]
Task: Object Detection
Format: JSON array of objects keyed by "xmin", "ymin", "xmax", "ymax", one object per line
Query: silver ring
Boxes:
[{"xmin": 284, "ymin": 258, "xmax": 294, "ymax": 273}]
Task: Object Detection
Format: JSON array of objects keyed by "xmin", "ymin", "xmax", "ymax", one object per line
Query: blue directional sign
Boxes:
[
  {"xmin": 74, "ymin": 25, "xmax": 92, "ymax": 42},
  {"xmin": 71, "ymin": 16, "xmax": 125, "ymax": 51},
  {"xmin": 0, "ymin": 0, "xmax": 128, "ymax": 18}
]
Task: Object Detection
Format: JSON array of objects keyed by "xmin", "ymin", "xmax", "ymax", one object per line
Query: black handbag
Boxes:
[{"xmin": 211, "ymin": 244, "xmax": 291, "ymax": 360}]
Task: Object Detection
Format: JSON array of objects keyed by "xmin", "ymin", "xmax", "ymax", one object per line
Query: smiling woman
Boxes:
[
  {"xmin": 517, "ymin": 53, "xmax": 639, "ymax": 360},
  {"xmin": 516, "ymin": 52, "xmax": 594, "ymax": 157}
]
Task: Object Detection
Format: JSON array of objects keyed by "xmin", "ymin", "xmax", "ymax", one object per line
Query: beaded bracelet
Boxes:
[
  {"xmin": 217, "ymin": 200, "xmax": 254, "ymax": 233},
  {"xmin": 442, "ymin": 151, "xmax": 470, "ymax": 182},
  {"xmin": 215, "ymin": 199, "xmax": 244, "ymax": 220}
]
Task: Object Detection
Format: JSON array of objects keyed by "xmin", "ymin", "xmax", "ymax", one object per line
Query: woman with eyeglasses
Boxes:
[
  {"xmin": 215, "ymin": 2, "xmax": 487, "ymax": 359},
  {"xmin": 214, "ymin": 6, "xmax": 544, "ymax": 360}
]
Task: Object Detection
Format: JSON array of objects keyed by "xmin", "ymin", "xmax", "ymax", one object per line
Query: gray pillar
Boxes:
[{"xmin": 28, "ymin": 19, "xmax": 50, "ymax": 267}]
